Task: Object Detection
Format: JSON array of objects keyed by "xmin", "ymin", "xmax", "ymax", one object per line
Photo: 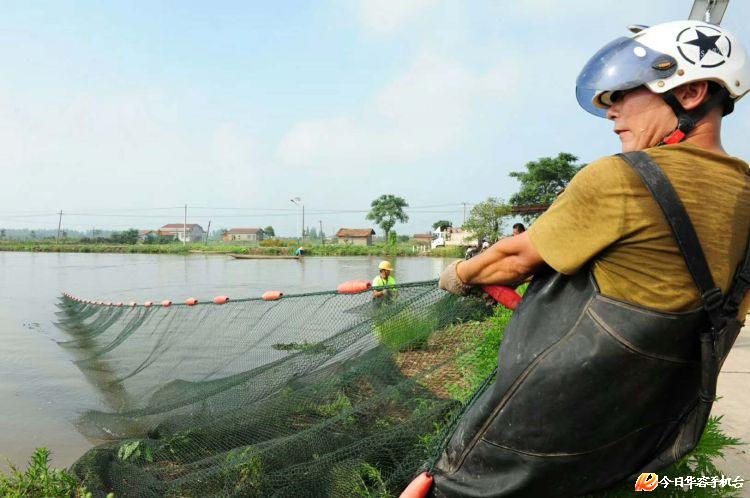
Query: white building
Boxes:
[
  {"xmin": 159, "ymin": 223, "xmax": 205, "ymax": 242},
  {"xmin": 223, "ymin": 228, "xmax": 265, "ymax": 242}
]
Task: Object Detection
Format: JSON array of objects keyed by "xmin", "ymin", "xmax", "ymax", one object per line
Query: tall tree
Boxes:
[
  {"xmin": 263, "ymin": 226, "xmax": 275, "ymax": 237},
  {"xmin": 462, "ymin": 197, "xmax": 511, "ymax": 244},
  {"xmin": 509, "ymin": 152, "xmax": 583, "ymax": 221},
  {"xmin": 366, "ymin": 195, "xmax": 409, "ymax": 241},
  {"xmin": 432, "ymin": 220, "xmax": 453, "ymax": 231}
]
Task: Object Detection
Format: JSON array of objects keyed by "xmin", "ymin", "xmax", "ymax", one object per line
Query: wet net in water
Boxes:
[{"xmin": 56, "ymin": 281, "xmax": 503, "ymax": 497}]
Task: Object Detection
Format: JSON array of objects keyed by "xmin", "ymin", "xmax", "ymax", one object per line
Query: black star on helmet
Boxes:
[{"xmin": 684, "ymin": 29, "xmax": 723, "ymax": 60}]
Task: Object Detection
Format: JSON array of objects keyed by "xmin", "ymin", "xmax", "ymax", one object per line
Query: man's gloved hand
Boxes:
[{"xmin": 438, "ymin": 261, "xmax": 474, "ymax": 296}]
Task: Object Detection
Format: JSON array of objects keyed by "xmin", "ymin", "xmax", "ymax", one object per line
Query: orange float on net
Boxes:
[
  {"xmin": 185, "ymin": 298, "xmax": 198, "ymax": 306},
  {"xmin": 130, "ymin": 302, "xmax": 137, "ymax": 308},
  {"xmin": 337, "ymin": 280, "xmax": 372, "ymax": 294},
  {"xmin": 144, "ymin": 301, "xmax": 154, "ymax": 308},
  {"xmin": 214, "ymin": 295, "xmax": 230, "ymax": 305},
  {"xmin": 116, "ymin": 302, "xmax": 124, "ymax": 307},
  {"xmin": 482, "ymin": 285, "xmax": 523, "ymax": 310},
  {"xmin": 162, "ymin": 300, "xmax": 172, "ymax": 308},
  {"xmin": 262, "ymin": 291, "xmax": 284, "ymax": 301},
  {"xmin": 399, "ymin": 472, "xmax": 433, "ymax": 498}
]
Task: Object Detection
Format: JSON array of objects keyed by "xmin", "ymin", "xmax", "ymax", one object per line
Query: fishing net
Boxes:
[{"xmin": 56, "ymin": 281, "xmax": 505, "ymax": 497}]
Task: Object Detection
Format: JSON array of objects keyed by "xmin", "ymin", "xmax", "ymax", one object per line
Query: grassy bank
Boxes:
[
  {"xmin": 0, "ymin": 240, "xmax": 464, "ymax": 258},
  {"xmin": 0, "ymin": 447, "xmax": 111, "ymax": 498}
]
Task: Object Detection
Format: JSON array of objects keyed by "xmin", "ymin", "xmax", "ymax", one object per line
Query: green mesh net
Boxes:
[{"xmin": 56, "ymin": 281, "xmax": 501, "ymax": 497}]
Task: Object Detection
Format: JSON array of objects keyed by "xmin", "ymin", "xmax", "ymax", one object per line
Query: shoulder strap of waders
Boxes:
[
  {"xmin": 723, "ymin": 228, "xmax": 750, "ymax": 315},
  {"xmin": 617, "ymin": 151, "xmax": 724, "ymax": 330}
]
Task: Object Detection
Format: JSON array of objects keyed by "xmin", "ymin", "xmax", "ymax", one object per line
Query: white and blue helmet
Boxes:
[{"xmin": 576, "ymin": 20, "xmax": 750, "ymax": 118}]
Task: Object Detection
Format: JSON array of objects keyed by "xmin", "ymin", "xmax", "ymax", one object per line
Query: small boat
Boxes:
[{"xmin": 230, "ymin": 254, "xmax": 300, "ymax": 260}]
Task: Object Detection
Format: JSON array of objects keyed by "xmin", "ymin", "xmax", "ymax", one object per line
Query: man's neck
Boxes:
[{"xmin": 683, "ymin": 118, "xmax": 725, "ymax": 155}]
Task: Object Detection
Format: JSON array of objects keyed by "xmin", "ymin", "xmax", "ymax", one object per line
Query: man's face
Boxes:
[
  {"xmin": 606, "ymin": 87, "xmax": 677, "ymax": 152},
  {"xmin": 380, "ymin": 269, "xmax": 390, "ymax": 278}
]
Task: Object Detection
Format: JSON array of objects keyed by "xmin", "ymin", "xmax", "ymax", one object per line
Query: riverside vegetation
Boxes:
[{"xmin": 0, "ymin": 239, "xmax": 464, "ymax": 258}]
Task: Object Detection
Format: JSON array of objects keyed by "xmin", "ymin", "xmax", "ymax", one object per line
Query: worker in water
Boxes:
[
  {"xmin": 372, "ymin": 260, "xmax": 396, "ymax": 299},
  {"xmin": 512, "ymin": 222, "xmax": 526, "ymax": 236},
  {"xmin": 433, "ymin": 18, "xmax": 750, "ymax": 497}
]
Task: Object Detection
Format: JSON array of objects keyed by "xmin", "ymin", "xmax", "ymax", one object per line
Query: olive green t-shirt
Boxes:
[{"xmin": 527, "ymin": 143, "xmax": 750, "ymax": 316}]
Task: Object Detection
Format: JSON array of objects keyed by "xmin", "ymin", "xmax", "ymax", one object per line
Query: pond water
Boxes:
[{"xmin": 0, "ymin": 252, "xmax": 455, "ymax": 468}]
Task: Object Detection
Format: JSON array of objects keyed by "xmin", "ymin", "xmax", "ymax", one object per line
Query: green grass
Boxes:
[
  {"xmin": 374, "ymin": 311, "xmax": 438, "ymax": 351},
  {"xmin": 0, "ymin": 447, "xmax": 112, "ymax": 498},
  {"xmin": 0, "ymin": 240, "xmax": 462, "ymax": 257}
]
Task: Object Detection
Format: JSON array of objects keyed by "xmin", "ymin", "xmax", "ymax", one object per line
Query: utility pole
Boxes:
[
  {"xmin": 319, "ymin": 220, "xmax": 323, "ymax": 244},
  {"xmin": 291, "ymin": 197, "xmax": 303, "ymax": 241},
  {"xmin": 183, "ymin": 204, "xmax": 187, "ymax": 245},
  {"xmin": 56, "ymin": 210, "xmax": 63, "ymax": 243},
  {"xmin": 205, "ymin": 220, "xmax": 212, "ymax": 244},
  {"xmin": 462, "ymin": 202, "xmax": 468, "ymax": 225}
]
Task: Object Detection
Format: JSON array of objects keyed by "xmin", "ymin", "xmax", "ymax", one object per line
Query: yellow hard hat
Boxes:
[{"xmin": 378, "ymin": 261, "xmax": 394, "ymax": 272}]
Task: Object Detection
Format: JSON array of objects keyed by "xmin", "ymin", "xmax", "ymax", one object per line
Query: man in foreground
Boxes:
[{"xmin": 433, "ymin": 19, "xmax": 750, "ymax": 496}]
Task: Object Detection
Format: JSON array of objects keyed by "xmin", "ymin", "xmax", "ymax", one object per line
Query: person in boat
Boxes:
[
  {"xmin": 372, "ymin": 260, "xmax": 396, "ymax": 299},
  {"xmin": 434, "ymin": 19, "xmax": 750, "ymax": 497}
]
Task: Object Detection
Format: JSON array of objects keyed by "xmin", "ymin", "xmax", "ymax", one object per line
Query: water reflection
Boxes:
[{"xmin": 0, "ymin": 252, "xmax": 456, "ymax": 467}]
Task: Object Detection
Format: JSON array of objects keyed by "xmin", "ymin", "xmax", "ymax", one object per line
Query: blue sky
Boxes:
[{"xmin": 1, "ymin": 1, "xmax": 749, "ymax": 236}]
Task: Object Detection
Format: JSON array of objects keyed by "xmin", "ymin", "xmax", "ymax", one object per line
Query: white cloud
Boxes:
[
  {"xmin": 358, "ymin": 0, "xmax": 437, "ymax": 33},
  {"xmin": 276, "ymin": 53, "xmax": 518, "ymax": 172},
  {"xmin": 0, "ymin": 88, "xmax": 266, "ymax": 216},
  {"xmin": 210, "ymin": 123, "xmax": 261, "ymax": 171}
]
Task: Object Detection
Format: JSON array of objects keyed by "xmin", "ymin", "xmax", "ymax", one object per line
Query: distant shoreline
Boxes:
[{"xmin": 0, "ymin": 241, "xmax": 463, "ymax": 258}]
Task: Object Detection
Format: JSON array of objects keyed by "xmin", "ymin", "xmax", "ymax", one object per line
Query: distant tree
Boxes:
[
  {"xmin": 123, "ymin": 229, "xmax": 139, "ymax": 244},
  {"xmin": 108, "ymin": 229, "xmax": 138, "ymax": 244},
  {"xmin": 463, "ymin": 197, "xmax": 511, "ymax": 244},
  {"xmin": 30, "ymin": 231, "xmax": 36, "ymax": 240},
  {"xmin": 263, "ymin": 226, "xmax": 275, "ymax": 237},
  {"xmin": 366, "ymin": 194, "xmax": 409, "ymax": 242},
  {"xmin": 61, "ymin": 230, "xmax": 68, "ymax": 239},
  {"xmin": 509, "ymin": 152, "xmax": 584, "ymax": 221},
  {"xmin": 0, "ymin": 229, "xmax": 5, "ymax": 239},
  {"xmin": 308, "ymin": 227, "xmax": 319, "ymax": 239},
  {"xmin": 398, "ymin": 234, "xmax": 410, "ymax": 242},
  {"xmin": 432, "ymin": 220, "xmax": 453, "ymax": 231}
]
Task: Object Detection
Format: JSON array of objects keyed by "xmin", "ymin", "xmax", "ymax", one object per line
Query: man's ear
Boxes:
[{"xmin": 672, "ymin": 81, "xmax": 711, "ymax": 111}]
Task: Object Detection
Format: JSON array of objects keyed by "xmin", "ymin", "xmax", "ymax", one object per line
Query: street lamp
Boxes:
[{"xmin": 290, "ymin": 197, "xmax": 304, "ymax": 241}]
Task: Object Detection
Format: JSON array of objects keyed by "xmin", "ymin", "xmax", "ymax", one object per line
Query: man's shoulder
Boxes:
[
  {"xmin": 567, "ymin": 155, "xmax": 636, "ymax": 194},
  {"xmin": 645, "ymin": 143, "xmax": 749, "ymax": 174}
]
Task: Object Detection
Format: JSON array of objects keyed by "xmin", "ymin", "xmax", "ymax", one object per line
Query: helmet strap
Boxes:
[{"xmin": 659, "ymin": 88, "xmax": 731, "ymax": 145}]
